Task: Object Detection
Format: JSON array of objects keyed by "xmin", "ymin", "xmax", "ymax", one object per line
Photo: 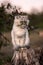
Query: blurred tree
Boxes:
[{"xmin": 0, "ymin": 4, "xmax": 43, "ymax": 32}]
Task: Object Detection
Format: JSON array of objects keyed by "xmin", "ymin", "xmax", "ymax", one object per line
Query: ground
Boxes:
[{"xmin": 0, "ymin": 29, "xmax": 43, "ymax": 65}]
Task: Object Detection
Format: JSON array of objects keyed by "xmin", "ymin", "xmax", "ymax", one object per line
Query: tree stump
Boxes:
[
  {"xmin": 39, "ymin": 48, "xmax": 43, "ymax": 65},
  {"xmin": 11, "ymin": 47, "xmax": 40, "ymax": 65}
]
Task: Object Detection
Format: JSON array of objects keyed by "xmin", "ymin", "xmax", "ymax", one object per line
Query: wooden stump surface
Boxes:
[{"xmin": 12, "ymin": 47, "xmax": 40, "ymax": 65}]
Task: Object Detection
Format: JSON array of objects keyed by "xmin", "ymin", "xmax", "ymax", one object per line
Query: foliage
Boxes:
[
  {"xmin": 29, "ymin": 12, "xmax": 43, "ymax": 29},
  {"xmin": 0, "ymin": 3, "xmax": 43, "ymax": 32}
]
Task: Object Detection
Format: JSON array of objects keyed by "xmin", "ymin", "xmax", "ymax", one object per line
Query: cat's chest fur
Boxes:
[
  {"xmin": 13, "ymin": 26, "xmax": 26, "ymax": 36},
  {"xmin": 14, "ymin": 34, "xmax": 26, "ymax": 46},
  {"xmin": 13, "ymin": 26, "xmax": 26, "ymax": 46}
]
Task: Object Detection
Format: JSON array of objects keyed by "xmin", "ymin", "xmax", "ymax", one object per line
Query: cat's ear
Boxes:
[{"xmin": 27, "ymin": 20, "xmax": 29, "ymax": 25}]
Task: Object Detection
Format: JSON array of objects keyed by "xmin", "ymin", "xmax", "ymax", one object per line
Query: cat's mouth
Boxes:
[
  {"xmin": 17, "ymin": 24, "xmax": 26, "ymax": 29},
  {"xmin": 20, "ymin": 25, "xmax": 26, "ymax": 29}
]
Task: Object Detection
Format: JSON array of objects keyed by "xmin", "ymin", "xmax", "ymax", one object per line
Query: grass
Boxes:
[{"xmin": 0, "ymin": 59, "xmax": 4, "ymax": 65}]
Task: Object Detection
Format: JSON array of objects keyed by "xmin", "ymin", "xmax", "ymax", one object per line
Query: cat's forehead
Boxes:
[{"xmin": 15, "ymin": 15, "xmax": 28, "ymax": 21}]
